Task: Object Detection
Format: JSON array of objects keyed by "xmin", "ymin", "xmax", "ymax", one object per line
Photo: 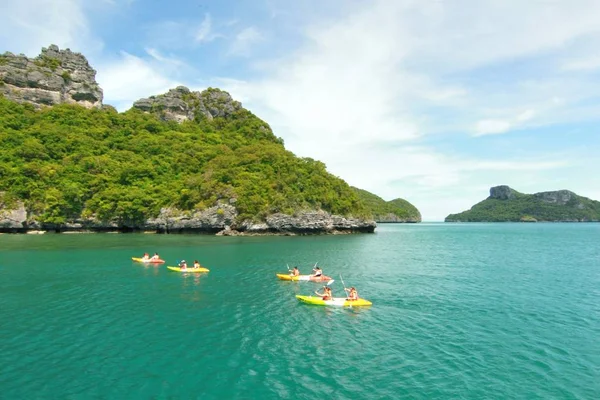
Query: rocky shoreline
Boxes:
[{"xmin": 0, "ymin": 202, "xmax": 376, "ymax": 235}]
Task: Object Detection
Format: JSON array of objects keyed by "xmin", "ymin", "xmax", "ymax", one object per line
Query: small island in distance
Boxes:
[
  {"xmin": 445, "ymin": 185, "xmax": 600, "ymax": 222},
  {"xmin": 352, "ymin": 187, "xmax": 421, "ymax": 223}
]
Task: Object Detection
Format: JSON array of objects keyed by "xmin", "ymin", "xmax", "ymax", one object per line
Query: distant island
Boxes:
[
  {"xmin": 0, "ymin": 45, "xmax": 420, "ymax": 234},
  {"xmin": 445, "ymin": 185, "xmax": 600, "ymax": 222}
]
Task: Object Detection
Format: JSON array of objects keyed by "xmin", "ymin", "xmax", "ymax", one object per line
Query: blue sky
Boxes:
[{"xmin": 1, "ymin": 0, "xmax": 600, "ymax": 220}]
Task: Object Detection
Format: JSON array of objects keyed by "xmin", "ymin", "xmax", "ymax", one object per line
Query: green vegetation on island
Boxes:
[
  {"xmin": 352, "ymin": 187, "xmax": 421, "ymax": 222},
  {"xmin": 0, "ymin": 94, "xmax": 371, "ymax": 226},
  {"xmin": 445, "ymin": 185, "xmax": 600, "ymax": 222}
]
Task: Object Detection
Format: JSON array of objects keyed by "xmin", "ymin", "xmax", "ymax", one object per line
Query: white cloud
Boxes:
[
  {"xmin": 314, "ymin": 142, "xmax": 570, "ymax": 220},
  {"xmin": 516, "ymin": 109, "xmax": 535, "ymax": 122},
  {"xmin": 404, "ymin": 0, "xmax": 600, "ymax": 72},
  {"xmin": 96, "ymin": 51, "xmax": 180, "ymax": 111},
  {"xmin": 144, "ymin": 47, "xmax": 187, "ymax": 68},
  {"xmin": 195, "ymin": 13, "xmax": 220, "ymax": 43},
  {"xmin": 218, "ymin": 0, "xmax": 600, "ymax": 219},
  {"xmin": 562, "ymin": 56, "xmax": 600, "ymax": 71},
  {"xmin": 472, "ymin": 109, "xmax": 537, "ymax": 136},
  {"xmin": 3, "ymin": 0, "xmax": 600, "ymax": 220},
  {"xmin": 228, "ymin": 27, "xmax": 263, "ymax": 57},
  {"xmin": 145, "ymin": 14, "xmax": 223, "ymax": 50},
  {"xmin": 474, "ymin": 119, "xmax": 513, "ymax": 136},
  {"xmin": 0, "ymin": 0, "xmax": 100, "ymax": 56}
]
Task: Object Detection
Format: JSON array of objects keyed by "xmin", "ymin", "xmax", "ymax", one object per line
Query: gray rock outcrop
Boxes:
[
  {"xmin": 0, "ymin": 201, "xmax": 376, "ymax": 234},
  {"xmin": 144, "ymin": 204, "xmax": 238, "ymax": 233},
  {"xmin": 0, "ymin": 44, "xmax": 103, "ymax": 109},
  {"xmin": 236, "ymin": 210, "xmax": 376, "ymax": 234},
  {"xmin": 489, "ymin": 185, "xmax": 517, "ymax": 200},
  {"xmin": 132, "ymin": 86, "xmax": 242, "ymax": 123},
  {"xmin": 0, "ymin": 198, "xmax": 27, "ymax": 231},
  {"xmin": 533, "ymin": 190, "xmax": 576, "ymax": 205},
  {"xmin": 375, "ymin": 213, "xmax": 420, "ymax": 223}
]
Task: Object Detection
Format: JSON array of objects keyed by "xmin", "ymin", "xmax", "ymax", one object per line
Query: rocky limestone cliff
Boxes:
[
  {"xmin": 489, "ymin": 185, "xmax": 518, "ymax": 200},
  {"xmin": 0, "ymin": 45, "xmax": 103, "ymax": 109},
  {"xmin": 0, "ymin": 202, "xmax": 376, "ymax": 235},
  {"xmin": 533, "ymin": 190, "xmax": 578, "ymax": 206},
  {"xmin": 132, "ymin": 86, "xmax": 242, "ymax": 123},
  {"xmin": 375, "ymin": 213, "xmax": 420, "ymax": 223},
  {"xmin": 145, "ymin": 205, "xmax": 238, "ymax": 233},
  {"xmin": 0, "ymin": 197, "xmax": 27, "ymax": 231},
  {"xmin": 236, "ymin": 210, "xmax": 376, "ymax": 234}
]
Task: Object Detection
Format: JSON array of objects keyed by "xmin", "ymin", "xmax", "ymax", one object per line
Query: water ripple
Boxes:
[{"xmin": 1, "ymin": 225, "xmax": 599, "ymax": 398}]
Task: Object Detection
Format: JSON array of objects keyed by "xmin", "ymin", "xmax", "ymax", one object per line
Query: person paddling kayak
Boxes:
[
  {"xmin": 315, "ymin": 286, "xmax": 333, "ymax": 300},
  {"xmin": 151, "ymin": 252, "xmax": 160, "ymax": 261},
  {"xmin": 289, "ymin": 266, "xmax": 300, "ymax": 276},
  {"xmin": 311, "ymin": 266, "xmax": 323, "ymax": 278},
  {"xmin": 179, "ymin": 260, "xmax": 188, "ymax": 270},
  {"xmin": 141, "ymin": 252, "xmax": 150, "ymax": 261},
  {"xmin": 193, "ymin": 260, "xmax": 201, "ymax": 269},
  {"xmin": 345, "ymin": 287, "xmax": 359, "ymax": 301}
]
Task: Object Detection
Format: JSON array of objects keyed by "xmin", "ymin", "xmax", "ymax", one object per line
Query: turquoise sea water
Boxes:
[{"xmin": 1, "ymin": 223, "xmax": 599, "ymax": 399}]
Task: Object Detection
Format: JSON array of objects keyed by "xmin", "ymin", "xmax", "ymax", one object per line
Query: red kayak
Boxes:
[{"xmin": 132, "ymin": 257, "xmax": 165, "ymax": 264}]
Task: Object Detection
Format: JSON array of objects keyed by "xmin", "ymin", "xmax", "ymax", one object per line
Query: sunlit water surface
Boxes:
[{"xmin": 1, "ymin": 223, "xmax": 599, "ymax": 399}]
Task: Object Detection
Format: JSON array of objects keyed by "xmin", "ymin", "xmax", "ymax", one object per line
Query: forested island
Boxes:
[
  {"xmin": 0, "ymin": 45, "xmax": 420, "ymax": 234},
  {"xmin": 445, "ymin": 185, "xmax": 600, "ymax": 222},
  {"xmin": 352, "ymin": 188, "xmax": 421, "ymax": 222}
]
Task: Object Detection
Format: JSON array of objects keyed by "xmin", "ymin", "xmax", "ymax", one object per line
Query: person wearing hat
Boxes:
[
  {"xmin": 179, "ymin": 260, "xmax": 188, "ymax": 270},
  {"xmin": 315, "ymin": 286, "xmax": 333, "ymax": 300},
  {"xmin": 345, "ymin": 287, "xmax": 359, "ymax": 301}
]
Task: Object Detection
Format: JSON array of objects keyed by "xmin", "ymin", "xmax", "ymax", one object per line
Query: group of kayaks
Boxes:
[
  {"xmin": 133, "ymin": 256, "xmax": 371, "ymax": 307},
  {"xmin": 277, "ymin": 265, "xmax": 372, "ymax": 307},
  {"xmin": 132, "ymin": 257, "xmax": 210, "ymax": 273}
]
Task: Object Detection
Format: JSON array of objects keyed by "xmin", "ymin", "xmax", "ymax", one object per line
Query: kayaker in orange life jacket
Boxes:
[
  {"xmin": 345, "ymin": 287, "xmax": 359, "ymax": 301},
  {"xmin": 315, "ymin": 286, "xmax": 333, "ymax": 300}
]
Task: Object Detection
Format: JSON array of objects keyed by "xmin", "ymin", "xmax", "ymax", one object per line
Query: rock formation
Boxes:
[
  {"xmin": 489, "ymin": 185, "xmax": 518, "ymax": 200},
  {"xmin": 0, "ymin": 45, "xmax": 103, "ymax": 109},
  {"xmin": 0, "ymin": 202, "xmax": 376, "ymax": 234},
  {"xmin": 0, "ymin": 197, "xmax": 27, "ymax": 231},
  {"xmin": 237, "ymin": 210, "xmax": 376, "ymax": 234},
  {"xmin": 132, "ymin": 86, "xmax": 242, "ymax": 123},
  {"xmin": 533, "ymin": 190, "xmax": 578, "ymax": 206}
]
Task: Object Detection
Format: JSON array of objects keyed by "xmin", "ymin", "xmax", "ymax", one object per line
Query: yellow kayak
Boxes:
[
  {"xmin": 276, "ymin": 273, "xmax": 333, "ymax": 282},
  {"xmin": 296, "ymin": 295, "xmax": 372, "ymax": 307},
  {"xmin": 167, "ymin": 266, "xmax": 209, "ymax": 273}
]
